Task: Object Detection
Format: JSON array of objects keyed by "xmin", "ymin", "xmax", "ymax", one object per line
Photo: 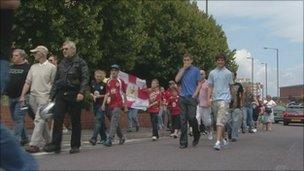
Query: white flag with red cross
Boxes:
[{"xmin": 118, "ymin": 71, "xmax": 149, "ymax": 111}]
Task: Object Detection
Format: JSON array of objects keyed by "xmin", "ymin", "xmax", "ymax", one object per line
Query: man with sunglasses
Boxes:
[
  {"xmin": 43, "ymin": 40, "xmax": 89, "ymax": 154},
  {"xmin": 175, "ymin": 53, "xmax": 201, "ymax": 149}
]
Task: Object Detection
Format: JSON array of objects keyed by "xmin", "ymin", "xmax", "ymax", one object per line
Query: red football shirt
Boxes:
[
  {"xmin": 106, "ymin": 78, "xmax": 126, "ymax": 109},
  {"xmin": 148, "ymin": 88, "xmax": 162, "ymax": 113},
  {"xmin": 168, "ymin": 95, "xmax": 181, "ymax": 116}
]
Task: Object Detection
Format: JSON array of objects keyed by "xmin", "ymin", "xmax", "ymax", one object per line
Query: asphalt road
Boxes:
[{"xmin": 36, "ymin": 124, "xmax": 303, "ymax": 170}]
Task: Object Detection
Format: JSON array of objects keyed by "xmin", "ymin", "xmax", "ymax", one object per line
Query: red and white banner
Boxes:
[{"xmin": 118, "ymin": 71, "xmax": 149, "ymax": 110}]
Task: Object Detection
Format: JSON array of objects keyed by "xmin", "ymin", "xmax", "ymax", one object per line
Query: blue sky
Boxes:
[{"xmin": 197, "ymin": 0, "xmax": 303, "ymax": 97}]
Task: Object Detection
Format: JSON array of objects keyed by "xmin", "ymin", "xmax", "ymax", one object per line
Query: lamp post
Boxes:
[
  {"xmin": 247, "ymin": 57, "xmax": 254, "ymax": 94},
  {"xmin": 263, "ymin": 47, "xmax": 279, "ymax": 97},
  {"xmin": 206, "ymin": 0, "xmax": 208, "ymax": 15},
  {"xmin": 261, "ymin": 62, "xmax": 268, "ymax": 97}
]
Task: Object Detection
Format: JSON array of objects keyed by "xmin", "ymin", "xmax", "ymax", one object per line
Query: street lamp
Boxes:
[
  {"xmin": 261, "ymin": 62, "xmax": 268, "ymax": 97},
  {"xmin": 206, "ymin": 0, "xmax": 208, "ymax": 15},
  {"xmin": 263, "ymin": 47, "xmax": 279, "ymax": 97},
  {"xmin": 247, "ymin": 57, "xmax": 254, "ymax": 94}
]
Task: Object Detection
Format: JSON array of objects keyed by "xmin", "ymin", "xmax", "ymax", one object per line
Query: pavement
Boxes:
[{"xmin": 34, "ymin": 123, "xmax": 303, "ymax": 170}]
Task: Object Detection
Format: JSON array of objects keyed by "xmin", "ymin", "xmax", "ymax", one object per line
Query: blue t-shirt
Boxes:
[
  {"xmin": 179, "ymin": 66, "xmax": 200, "ymax": 97},
  {"xmin": 208, "ymin": 67, "xmax": 233, "ymax": 102}
]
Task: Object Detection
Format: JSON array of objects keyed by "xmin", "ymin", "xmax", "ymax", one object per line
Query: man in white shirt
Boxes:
[{"xmin": 20, "ymin": 45, "xmax": 56, "ymax": 153}]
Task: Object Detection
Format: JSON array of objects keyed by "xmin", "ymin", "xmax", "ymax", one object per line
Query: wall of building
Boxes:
[{"xmin": 280, "ymin": 85, "xmax": 304, "ymax": 103}]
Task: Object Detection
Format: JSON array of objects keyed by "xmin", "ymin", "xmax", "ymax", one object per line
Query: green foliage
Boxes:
[{"xmin": 13, "ymin": 0, "xmax": 237, "ymax": 87}]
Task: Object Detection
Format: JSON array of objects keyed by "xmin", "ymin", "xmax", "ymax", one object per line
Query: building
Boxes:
[{"xmin": 280, "ymin": 84, "xmax": 304, "ymax": 104}]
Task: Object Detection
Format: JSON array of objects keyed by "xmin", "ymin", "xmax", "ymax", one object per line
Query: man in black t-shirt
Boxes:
[
  {"xmin": 227, "ymin": 72, "xmax": 244, "ymax": 142},
  {"xmin": 89, "ymin": 70, "xmax": 107, "ymax": 145},
  {"xmin": 5, "ymin": 49, "xmax": 30, "ymax": 145}
]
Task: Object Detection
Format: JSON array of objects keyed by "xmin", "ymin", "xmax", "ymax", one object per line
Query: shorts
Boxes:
[
  {"xmin": 212, "ymin": 101, "xmax": 229, "ymax": 127},
  {"xmin": 196, "ymin": 106, "xmax": 212, "ymax": 126}
]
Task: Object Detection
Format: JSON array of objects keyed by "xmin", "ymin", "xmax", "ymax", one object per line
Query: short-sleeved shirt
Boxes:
[
  {"xmin": 179, "ymin": 66, "xmax": 200, "ymax": 97},
  {"xmin": 230, "ymin": 82, "xmax": 244, "ymax": 108},
  {"xmin": 5, "ymin": 63, "xmax": 30, "ymax": 98},
  {"xmin": 91, "ymin": 80, "xmax": 106, "ymax": 107},
  {"xmin": 148, "ymin": 88, "xmax": 162, "ymax": 113},
  {"xmin": 198, "ymin": 80, "xmax": 209, "ymax": 107},
  {"xmin": 244, "ymin": 91, "xmax": 254, "ymax": 107},
  {"xmin": 26, "ymin": 61, "xmax": 56, "ymax": 98},
  {"xmin": 208, "ymin": 67, "xmax": 233, "ymax": 102},
  {"xmin": 106, "ymin": 78, "xmax": 126, "ymax": 109},
  {"xmin": 168, "ymin": 95, "xmax": 181, "ymax": 115}
]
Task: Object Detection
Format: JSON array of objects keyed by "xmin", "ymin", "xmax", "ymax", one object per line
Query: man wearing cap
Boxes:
[
  {"xmin": 19, "ymin": 45, "xmax": 56, "ymax": 153},
  {"xmin": 101, "ymin": 64, "xmax": 127, "ymax": 147},
  {"xmin": 43, "ymin": 40, "xmax": 89, "ymax": 154}
]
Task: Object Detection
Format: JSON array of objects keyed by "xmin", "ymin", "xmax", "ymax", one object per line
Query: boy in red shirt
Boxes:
[
  {"xmin": 101, "ymin": 64, "xmax": 127, "ymax": 147},
  {"xmin": 148, "ymin": 79, "xmax": 162, "ymax": 141},
  {"xmin": 167, "ymin": 87, "xmax": 181, "ymax": 138}
]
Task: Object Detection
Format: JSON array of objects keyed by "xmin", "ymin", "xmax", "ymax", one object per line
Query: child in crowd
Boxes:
[
  {"xmin": 167, "ymin": 87, "xmax": 181, "ymax": 138},
  {"xmin": 89, "ymin": 70, "xmax": 107, "ymax": 145},
  {"xmin": 148, "ymin": 79, "xmax": 162, "ymax": 141}
]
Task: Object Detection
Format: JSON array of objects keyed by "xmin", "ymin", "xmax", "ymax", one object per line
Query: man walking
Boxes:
[
  {"xmin": 102, "ymin": 64, "xmax": 127, "ymax": 147},
  {"xmin": 227, "ymin": 72, "xmax": 244, "ymax": 142},
  {"xmin": 43, "ymin": 40, "xmax": 89, "ymax": 154},
  {"xmin": 196, "ymin": 69, "xmax": 213, "ymax": 140},
  {"xmin": 175, "ymin": 53, "xmax": 201, "ymax": 149},
  {"xmin": 19, "ymin": 45, "xmax": 56, "ymax": 153},
  {"xmin": 208, "ymin": 54, "xmax": 233, "ymax": 151},
  {"xmin": 5, "ymin": 49, "xmax": 30, "ymax": 145}
]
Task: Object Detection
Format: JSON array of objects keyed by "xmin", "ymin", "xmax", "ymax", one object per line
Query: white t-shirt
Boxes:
[{"xmin": 264, "ymin": 100, "xmax": 276, "ymax": 114}]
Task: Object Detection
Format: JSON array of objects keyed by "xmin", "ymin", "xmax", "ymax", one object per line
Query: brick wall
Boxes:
[{"xmin": 0, "ymin": 106, "xmax": 153, "ymax": 129}]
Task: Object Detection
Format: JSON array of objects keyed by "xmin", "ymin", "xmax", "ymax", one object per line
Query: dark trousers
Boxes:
[
  {"xmin": 51, "ymin": 93, "xmax": 82, "ymax": 148},
  {"xmin": 172, "ymin": 115, "xmax": 181, "ymax": 130},
  {"xmin": 179, "ymin": 96, "xmax": 200, "ymax": 146},
  {"xmin": 91, "ymin": 105, "xmax": 107, "ymax": 141},
  {"xmin": 150, "ymin": 113, "xmax": 159, "ymax": 138}
]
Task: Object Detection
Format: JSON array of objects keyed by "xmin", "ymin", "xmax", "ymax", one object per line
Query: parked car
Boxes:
[
  {"xmin": 283, "ymin": 105, "xmax": 304, "ymax": 125},
  {"xmin": 273, "ymin": 105, "xmax": 286, "ymax": 123}
]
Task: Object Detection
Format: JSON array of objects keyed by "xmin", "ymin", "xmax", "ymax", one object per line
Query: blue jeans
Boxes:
[
  {"xmin": 127, "ymin": 108, "xmax": 139, "ymax": 129},
  {"xmin": 227, "ymin": 108, "xmax": 242, "ymax": 139},
  {"xmin": 9, "ymin": 97, "xmax": 28, "ymax": 141},
  {"xmin": 0, "ymin": 59, "xmax": 9, "ymax": 94},
  {"xmin": 91, "ymin": 106, "xmax": 106, "ymax": 141},
  {"xmin": 0, "ymin": 124, "xmax": 38, "ymax": 171},
  {"xmin": 243, "ymin": 107, "xmax": 253, "ymax": 131},
  {"xmin": 179, "ymin": 96, "xmax": 199, "ymax": 146}
]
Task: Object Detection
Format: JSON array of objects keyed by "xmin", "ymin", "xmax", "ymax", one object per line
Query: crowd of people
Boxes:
[{"xmin": 2, "ymin": 41, "xmax": 278, "ymax": 157}]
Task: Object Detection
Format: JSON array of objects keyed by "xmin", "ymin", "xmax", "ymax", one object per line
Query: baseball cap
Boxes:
[
  {"xmin": 110, "ymin": 64, "xmax": 120, "ymax": 70},
  {"xmin": 30, "ymin": 45, "xmax": 49, "ymax": 55}
]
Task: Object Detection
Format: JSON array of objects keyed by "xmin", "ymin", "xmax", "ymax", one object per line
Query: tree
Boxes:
[{"xmin": 13, "ymin": 0, "xmax": 237, "ymax": 87}]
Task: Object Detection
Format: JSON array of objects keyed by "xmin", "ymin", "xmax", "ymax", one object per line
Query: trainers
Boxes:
[
  {"xmin": 26, "ymin": 145, "xmax": 40, "ymax": 153},
  {"xmin": 89, "ymin": 138, "xmax": 97, "ymax": 146},
  {"xmin": 69, "ymin": 147, "xmax": 80, "ymax": 154},
  {"xmin": 222, "ymin": 138, "xmax": 229, "ymax": 147},
  {"xmin": 173, "ymin": 133, "xmax": 178, "ymax": 139},
  {"xmin": 213, "ymin": 142, "xmax": 221, "ymax": 151},
  {"xmin": 152, "ymin": 136, "xmax": 157, "ymax": 141},
  {"xmin": 104, "ymin": 139, "xmax": 112, "ymax": 147},
  {"xmin": 170, "ymin": 133, "xmax": 175, "ymax": 137},
  {"xmin": 119, "ymin": 137, "xmax": 125, "ymax": 145},
  {"xmin": 99, "ymin": 139, "xmax": 106, "ymax": 144},
  {"xmin": 43, "ymin": 143, "xmax": 61, "ymax": 153}
]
